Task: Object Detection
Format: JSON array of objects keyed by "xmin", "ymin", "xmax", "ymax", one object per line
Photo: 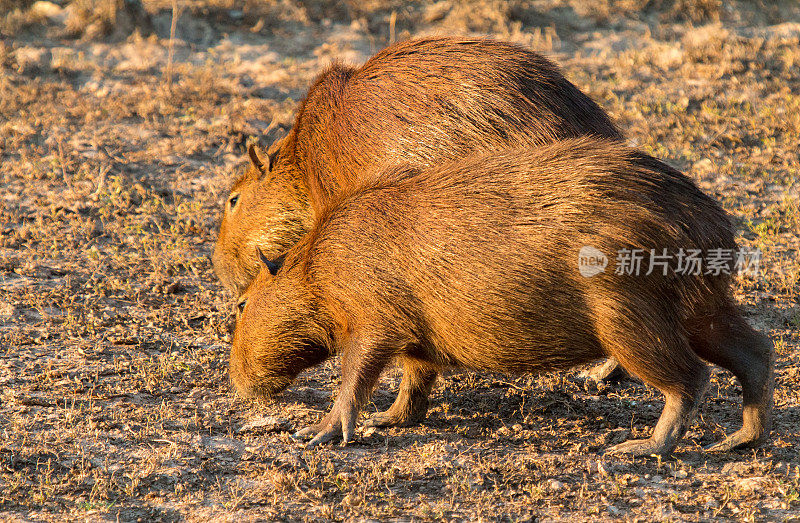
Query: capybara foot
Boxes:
[
  {"xmin": 364, "ymin": 361, "xmax": 436, "ymax": 428},
  {"xmin": 605, "ymin": 437, "xmax": 675, "ymax": 456},
  {"xmin": 293, "ymin": 422, "xmax": 349, "ymax": 447},
  {"xmin": 293, "ymin": 394, "xmax": 360, "ymax": 447},
  {"xmin": 705, "ymin": 428, "xmax": 767, "ymax": 452},
  {"xmin": 582, "ymin": 358, "xmax": 629, "ymax": 383},
  {"xmin": 364, "ymin": 409, "xmax": 424, "ymax": 428}
]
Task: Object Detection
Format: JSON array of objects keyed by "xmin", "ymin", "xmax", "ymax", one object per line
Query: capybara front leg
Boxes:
[
  {"xmin": 293, "ymin": 391, "xmax": 361, "ymax": 447},
  {"xmin": 294, "ymin": 336, "xmax": 393, "ymax": 447},
  {"xmin": 365, "ymin": 358, "xmax": 438, "ymax": 428},
  {"xmin": 607, "ymin": 380, "xmax": 708, "ymax": 456},
  {"xmin": 694, "ymin": 309, "xmax": 774, "ymax": 452}
]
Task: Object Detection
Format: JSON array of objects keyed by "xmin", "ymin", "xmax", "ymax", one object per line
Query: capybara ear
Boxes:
[
  {"xmin": 256, "ymin": 247, "xmax": 283, "ymax": 276},
  {"xmin": 248, "ymin": 143, "xmax": 269, "ymax": 177}
]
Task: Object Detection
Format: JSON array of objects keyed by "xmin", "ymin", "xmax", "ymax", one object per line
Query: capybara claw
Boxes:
[
  {"xmin": 704, "ymin": 440, "xmax": 732, "ymax": 452},
  {"xmin": 361, "ymin": 417, "xmax": 380, "ymax": 428},
  {"xmin": 705, "ymin": 429, "xmax": 765, "ymax": 452},
  {"xmin": 364, "ymin": 412, "xmax": 403, "ymax": 428},
  {"xmin": 292, "ymin": 431, "xmax": 310, "ymax": 441},
  {"xmin": 293, "ymin": 425, "xmax": 321, "ymax": 440},
  {"xmin": 582, "ymin": 358, "xmax": 629, "ymax": 383},
  {"xmin": 306, "ymin": 428, "xmax": 341, "ymax": 448},
  {"xmin": 606, "ymin": 438, "xmax": 671, "ymax": 457}
]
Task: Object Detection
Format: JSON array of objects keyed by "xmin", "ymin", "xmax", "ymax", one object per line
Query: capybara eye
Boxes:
[
  {"xmin": 237, "ymin": 298, "xmax": 247, "ymax": 314},
  {"xmin": 229, "ymin": 194, "xmax": 239, "ymax": 209}
]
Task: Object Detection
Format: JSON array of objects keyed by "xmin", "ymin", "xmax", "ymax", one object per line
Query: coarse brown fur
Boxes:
[
  {"xmin": 212, "ymin": 36, "xmax": 622, "ymax": 296},
  {"xmin": 230, "ymin": 138, "xmax": 774, "ymax": 456}
]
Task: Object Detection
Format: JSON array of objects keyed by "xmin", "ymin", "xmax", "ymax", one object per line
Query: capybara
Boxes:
[
  {"xmin": 230, "ymin": 138, "xmax": 774, "ymax": 456},
  {"xmin": 212, "ymin": 36, "xmax": 622, "ymax": 296}
]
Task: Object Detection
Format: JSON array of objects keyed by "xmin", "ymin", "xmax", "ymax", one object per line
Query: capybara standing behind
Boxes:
[
  {"xmin": 212, "ymin": 37, "xmax": 622, "ymax": 296},
  {"xmin": 230, "ymin": 138, "xmax": 773, "ymax": 456}
]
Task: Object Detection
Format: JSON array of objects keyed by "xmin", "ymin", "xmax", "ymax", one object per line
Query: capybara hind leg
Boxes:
[
  {"xmin": 596, "ymin": 303, "xmax": 710, "ymax": 455},
  {"xmin": 692, "ymin": 308, "xmax": 774, "ymax": 451},
  {"xmin": 365, "ymin": 358, "xmax": 438, "ymax": 428},
  {"xmin": 606, "ymin": 382, "xmax": 708, "ymax": 456}
]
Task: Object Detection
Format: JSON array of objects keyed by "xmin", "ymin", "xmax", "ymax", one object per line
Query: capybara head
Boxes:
[
  {"xmin": 229, "ymin": 250, "xmax": 330, "ymax": 398},
  {"xmin": 212, "ymin": 141, "xmax": 312, "ymax": 296},
  {"xmin": 213, "ymin": 36, "xmax": 622, "ymax": 296}
]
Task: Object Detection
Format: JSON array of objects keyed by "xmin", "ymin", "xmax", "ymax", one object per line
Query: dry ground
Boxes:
[{"xmin": 1, "ymin": 0, "xmax": 799, "ymax": 521}]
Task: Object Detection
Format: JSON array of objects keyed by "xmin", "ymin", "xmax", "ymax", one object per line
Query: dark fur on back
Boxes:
[{"xmin": 288, "ymin": 37, "xmax": 622, "ymax": 213}]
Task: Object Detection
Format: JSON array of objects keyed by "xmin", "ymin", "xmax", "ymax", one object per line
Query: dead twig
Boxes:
[{"xmin": 166, "ymin": 0, "xmax": 181, "ymax": 95}]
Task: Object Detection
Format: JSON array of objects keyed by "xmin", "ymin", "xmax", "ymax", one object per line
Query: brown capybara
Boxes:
[
  {"xmin": 212, "ymin": 36, "xmax": 622, "ymax": 296},
  {"xmin": 230, "ymin": 138, "xmax": 773, "ymax": 456}
]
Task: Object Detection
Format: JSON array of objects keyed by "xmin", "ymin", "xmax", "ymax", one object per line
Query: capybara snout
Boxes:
[
  {"xmin": 230, "ymin": 270, "xmax": 331, "ymax": 399},
  {"xmin": 231, "ymin": 138, "xmax": 773, "ymax": 455}
]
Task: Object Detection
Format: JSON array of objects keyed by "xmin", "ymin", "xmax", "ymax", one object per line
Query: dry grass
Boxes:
[{"xmin": 1, "ymin": 0, "xmax": 799, "ymax": 520}]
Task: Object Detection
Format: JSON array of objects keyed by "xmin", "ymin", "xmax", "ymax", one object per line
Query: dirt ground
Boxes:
[{"xmin": 1, "ymin": 0, "xmax": 799, "ymax": 521}]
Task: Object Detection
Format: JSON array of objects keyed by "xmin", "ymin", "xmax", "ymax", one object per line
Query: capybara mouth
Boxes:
[{"xmin": 229, "ymin": 371, "xmax": 293, "ymax": 401}]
